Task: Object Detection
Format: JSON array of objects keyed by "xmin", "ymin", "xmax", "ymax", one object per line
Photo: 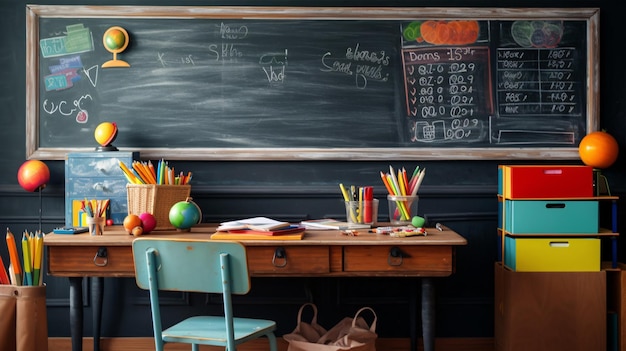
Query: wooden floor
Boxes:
[{"xmin": 48, "ymin": 337, "xmax": 494, "ymax": 351}]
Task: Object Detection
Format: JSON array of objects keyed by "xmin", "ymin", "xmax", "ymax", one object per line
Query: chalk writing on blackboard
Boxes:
[
  {"xmin": 402, "ymin": 45, "xmax": 492, "ymax": 144},
  {"xmin": 492, "ymin": 20, "xmax": 585, "ymax": 145}
]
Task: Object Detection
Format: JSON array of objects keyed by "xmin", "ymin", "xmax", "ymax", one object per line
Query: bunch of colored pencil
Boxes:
[
  {"xmin": 119, "ymin": 159, "xmax": 192, "ymax": 185},
  {"xmin": 1, "ymin": 228, "xmax": 44, "ymax": 286},
  {"xmin": 380, "ymin": 165, "xmax": 426, "ymax": 221},
  {"xmin": 81, "ymin": 198, "xmax": 110, "ymax": 218}
]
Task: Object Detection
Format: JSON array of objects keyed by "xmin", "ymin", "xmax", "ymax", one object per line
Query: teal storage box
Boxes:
[
  {"xmin": 504, "ymin": 200, "xmax": 598, "ymax": 234},
  {"xmin": 504, "ymin": 236, "xmax": 600, "ymax": 271}
]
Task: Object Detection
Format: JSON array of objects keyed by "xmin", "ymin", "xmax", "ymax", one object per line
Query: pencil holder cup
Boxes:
[
  {"xmin": 387, "ymin": 195, "xmax": 418, "ymax": 225},
  {"xmin": 344, "ymin": 199, "xmax": 378, "ymax": 225},
  {"xmin": 86, "ymin": 216, "xmax": 105, "ymax": 236}
]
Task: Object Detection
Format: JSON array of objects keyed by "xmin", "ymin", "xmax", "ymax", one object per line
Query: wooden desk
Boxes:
[{"xmin": 45, "ymin": 225, "xmax": 466, "ymax": 351}]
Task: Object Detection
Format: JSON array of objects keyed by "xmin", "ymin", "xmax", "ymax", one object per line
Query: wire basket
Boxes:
[{"xmin": 126, "ymin": 184, "xmax": 191, "ymax": 230}]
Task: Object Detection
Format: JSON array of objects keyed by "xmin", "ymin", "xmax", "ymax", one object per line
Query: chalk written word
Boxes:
[
  {"xmin": 42, "ymin": 94, "xmax": 93, "ymax": 123},
  {"xmin": 218, "ymin": 22, "xmax": 248, "ymax": 40},
  {"xmin": 320, "ymin": 43, "xmax": 391, "ymax": 89},
  {"xmin": 410, "ymin": 118, "xmax": 482, "ymax": 143},
  {"xmin": 259, "ymin": 49, "xmax": 288, "ymax": 83}
]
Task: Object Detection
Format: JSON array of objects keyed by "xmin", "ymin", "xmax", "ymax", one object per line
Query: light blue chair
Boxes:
[{"xmin": 132, "ymin": 238, "xmax": 278, "ymax": 351}]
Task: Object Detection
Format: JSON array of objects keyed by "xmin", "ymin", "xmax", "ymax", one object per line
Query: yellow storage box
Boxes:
[{"xmin": 504, "ymin": 236, "xmax": 600, "ymax": 272}]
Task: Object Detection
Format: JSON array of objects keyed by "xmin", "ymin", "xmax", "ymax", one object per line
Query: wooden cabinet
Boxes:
[{"xmin": 494, "ymin": 262, "xmax": 606, "ymax": 351}]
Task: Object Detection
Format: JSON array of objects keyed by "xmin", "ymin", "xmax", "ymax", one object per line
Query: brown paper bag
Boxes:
[
  {"xmin": 284, "ymin": 305, "xmax": 377, "ymax": 351},
  {"xmin": 0, "ymin": 285, "xmax": 48, "ymax": 351}
]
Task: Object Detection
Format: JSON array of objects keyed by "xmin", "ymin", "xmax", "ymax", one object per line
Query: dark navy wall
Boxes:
[{"xmin": 1, "ymin": 0, "xmax": 623, "ymax": 340}]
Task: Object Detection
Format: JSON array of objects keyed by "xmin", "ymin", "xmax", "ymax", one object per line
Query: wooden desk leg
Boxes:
[
  {"xmin": 91, "ymin": 277, "xmax": 104, "ymax": 351},
  {"xmin": 68, "ymin": 277, "xmax": 84, "ymax": 351},
  {"xmin": 421, "ymin": 277, "xmax": 435, "ymax": 351}
]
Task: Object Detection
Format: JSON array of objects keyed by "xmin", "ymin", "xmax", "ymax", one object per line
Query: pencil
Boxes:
[
  {"xmin": 33, "ymin": 231, "xmax": 43, "ymax": 286},
  {"xmin": 22, "ymin": 232, "xmax": 33, "ymax": 286},
  {"xmin": 0, "ymin": 256, "xmax": 10, "ymax": 284},
  {"xmin": 6, "ymin": 228, "xmax": 22, "ymax": 286}
]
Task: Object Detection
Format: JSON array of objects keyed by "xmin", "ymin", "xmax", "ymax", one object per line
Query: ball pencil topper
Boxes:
[
  {"xmin": 94, "ymin": 121, "xmax": 119, "ymax": 151},
  {"xmin": 102, "ymin": 26, "xmax": 130, "ymax": 68}
]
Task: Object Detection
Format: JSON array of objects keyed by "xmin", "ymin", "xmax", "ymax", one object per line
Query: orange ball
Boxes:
[
  {"xmin": 94, "ymin": 122, "xmax": 118, "ymax": 146},
  {"xmin": 578, "ymin": 131, "xmax": 619, "ymax": 169},
  {"xmin": 123, "ymin": 214, "xmax": 142, "ymax": 234}
]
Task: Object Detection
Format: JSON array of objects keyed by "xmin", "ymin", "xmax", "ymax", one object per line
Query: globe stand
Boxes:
[
  {"xmin": 593, "ymin": 169, "xmax": 611, "ymax": 196},
  {"xmin": 95, "ymin": 145, "xmax": 119, "ymax": 152}
]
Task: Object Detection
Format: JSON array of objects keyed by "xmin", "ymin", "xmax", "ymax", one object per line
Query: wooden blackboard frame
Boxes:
[{"xmin": 26, "ymin": 5, "xmax": 600, "ymax": 161}]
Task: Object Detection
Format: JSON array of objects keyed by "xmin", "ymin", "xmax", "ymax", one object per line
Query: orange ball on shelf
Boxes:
[{"xmin": 578, "ymin": 131, "xmax": 619, "ymax": 169}]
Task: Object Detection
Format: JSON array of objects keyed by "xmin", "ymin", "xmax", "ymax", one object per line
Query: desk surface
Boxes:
[{"xmin": 45, "ymin": 224, "xmax": 467, "ymax": 246}]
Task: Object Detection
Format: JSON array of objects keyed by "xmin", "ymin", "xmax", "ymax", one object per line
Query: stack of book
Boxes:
[
  {"xmin": 211, "ymin": 217, "xmax": 305, "ymax": 240},
  {"xmin": 300, "ymin": 219, "xmax": 371, "ymax": 230}
]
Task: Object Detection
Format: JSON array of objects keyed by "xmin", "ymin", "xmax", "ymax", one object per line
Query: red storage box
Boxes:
[{"xmin": 499, "ymin": 165, "xmax": 593, "ymax": 199}]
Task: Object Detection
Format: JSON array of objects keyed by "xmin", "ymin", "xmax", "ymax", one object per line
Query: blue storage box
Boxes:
[{"xmin": 504, "ymin": 199, "xmax": 598, "ymax": 234}]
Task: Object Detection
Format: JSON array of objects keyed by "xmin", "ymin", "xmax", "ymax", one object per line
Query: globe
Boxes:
[
  {"xmin": 102, "ymin": 26, "xmax": 130, "ymax": 68},
  {"xmin": 104, "ymin": 28, "xmax": 126, "ymax": 51},
  {"xmin": 169, "ymin": 199, "xmax": 202, "ymax": 231}
]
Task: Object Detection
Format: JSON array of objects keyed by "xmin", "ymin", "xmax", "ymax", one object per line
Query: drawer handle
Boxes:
[
  {"xmin": 272, "ymin": 247, "xmax": 287, "ymax": 267},
  {"xmin": 388, "ymin": 246, "xmax": 408, "ymax": 266},
  {"xmin": 92, "ymin": 182, "xmax": 108, "ymax": 192},
  {"xmin": 545, "ymin": 203, "xmax": 565, "ymax": 209},
  {"xmin": 93, "ymin": 247, "xmax": 108, "ymax": 267},
  {"xmin": 549, "ymin": 241, "xmax": 570, "ymax": 248}
]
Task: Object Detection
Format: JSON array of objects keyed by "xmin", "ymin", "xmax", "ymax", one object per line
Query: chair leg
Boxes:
[
  {"xmin": 267, "ymin": 333, "xmax": 278, "ymax": 351},
  {"xmin": 191, "ymin": 344, "xmax": 199, "ymax": 351}
]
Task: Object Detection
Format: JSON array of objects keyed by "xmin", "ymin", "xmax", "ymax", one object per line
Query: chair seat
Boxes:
[{"xmin": 162, "ymin": 316, "xmax": 277, "ymax": 346}]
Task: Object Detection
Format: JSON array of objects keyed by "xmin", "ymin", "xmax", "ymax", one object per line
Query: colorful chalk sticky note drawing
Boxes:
[
  {"xmin": 102, "ymin": 26, "xmax": 130, "ymax": 68},
  {"xmin": 39, "ymin": 23, "xmax": 94, "ymax": 58}
]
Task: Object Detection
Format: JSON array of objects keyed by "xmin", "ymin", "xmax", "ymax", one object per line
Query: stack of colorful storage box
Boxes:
[{"xmin": 498, "ymin": 165, "xmax": 600, "ymax": 272}]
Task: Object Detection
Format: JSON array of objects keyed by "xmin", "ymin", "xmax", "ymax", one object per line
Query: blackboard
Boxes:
[{"xmin": 26, "ymin": 6, "xmax": 599, "ymax": 160}]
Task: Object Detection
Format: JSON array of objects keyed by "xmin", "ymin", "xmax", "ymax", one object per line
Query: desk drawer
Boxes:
[
  {"xmin": 246, "ymin": 246, "xmax": 329, "ymax": 275},
  {"xmin": 47, "ymin": 246, "xmax": 135, "ymax": 277},
  {"xmin": 343, "ymin": 246, "xmax": 453, "ymax": 275}
]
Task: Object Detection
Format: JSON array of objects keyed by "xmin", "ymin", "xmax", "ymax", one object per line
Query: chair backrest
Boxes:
[{"xmin": 132, "ymin": 238, "xmax": 251, "ymax": 294}]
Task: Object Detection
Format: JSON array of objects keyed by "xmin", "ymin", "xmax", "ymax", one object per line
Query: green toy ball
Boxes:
[{"xmin": 411, "ymin": 216, "xmax": 425, "ymax": 228}]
